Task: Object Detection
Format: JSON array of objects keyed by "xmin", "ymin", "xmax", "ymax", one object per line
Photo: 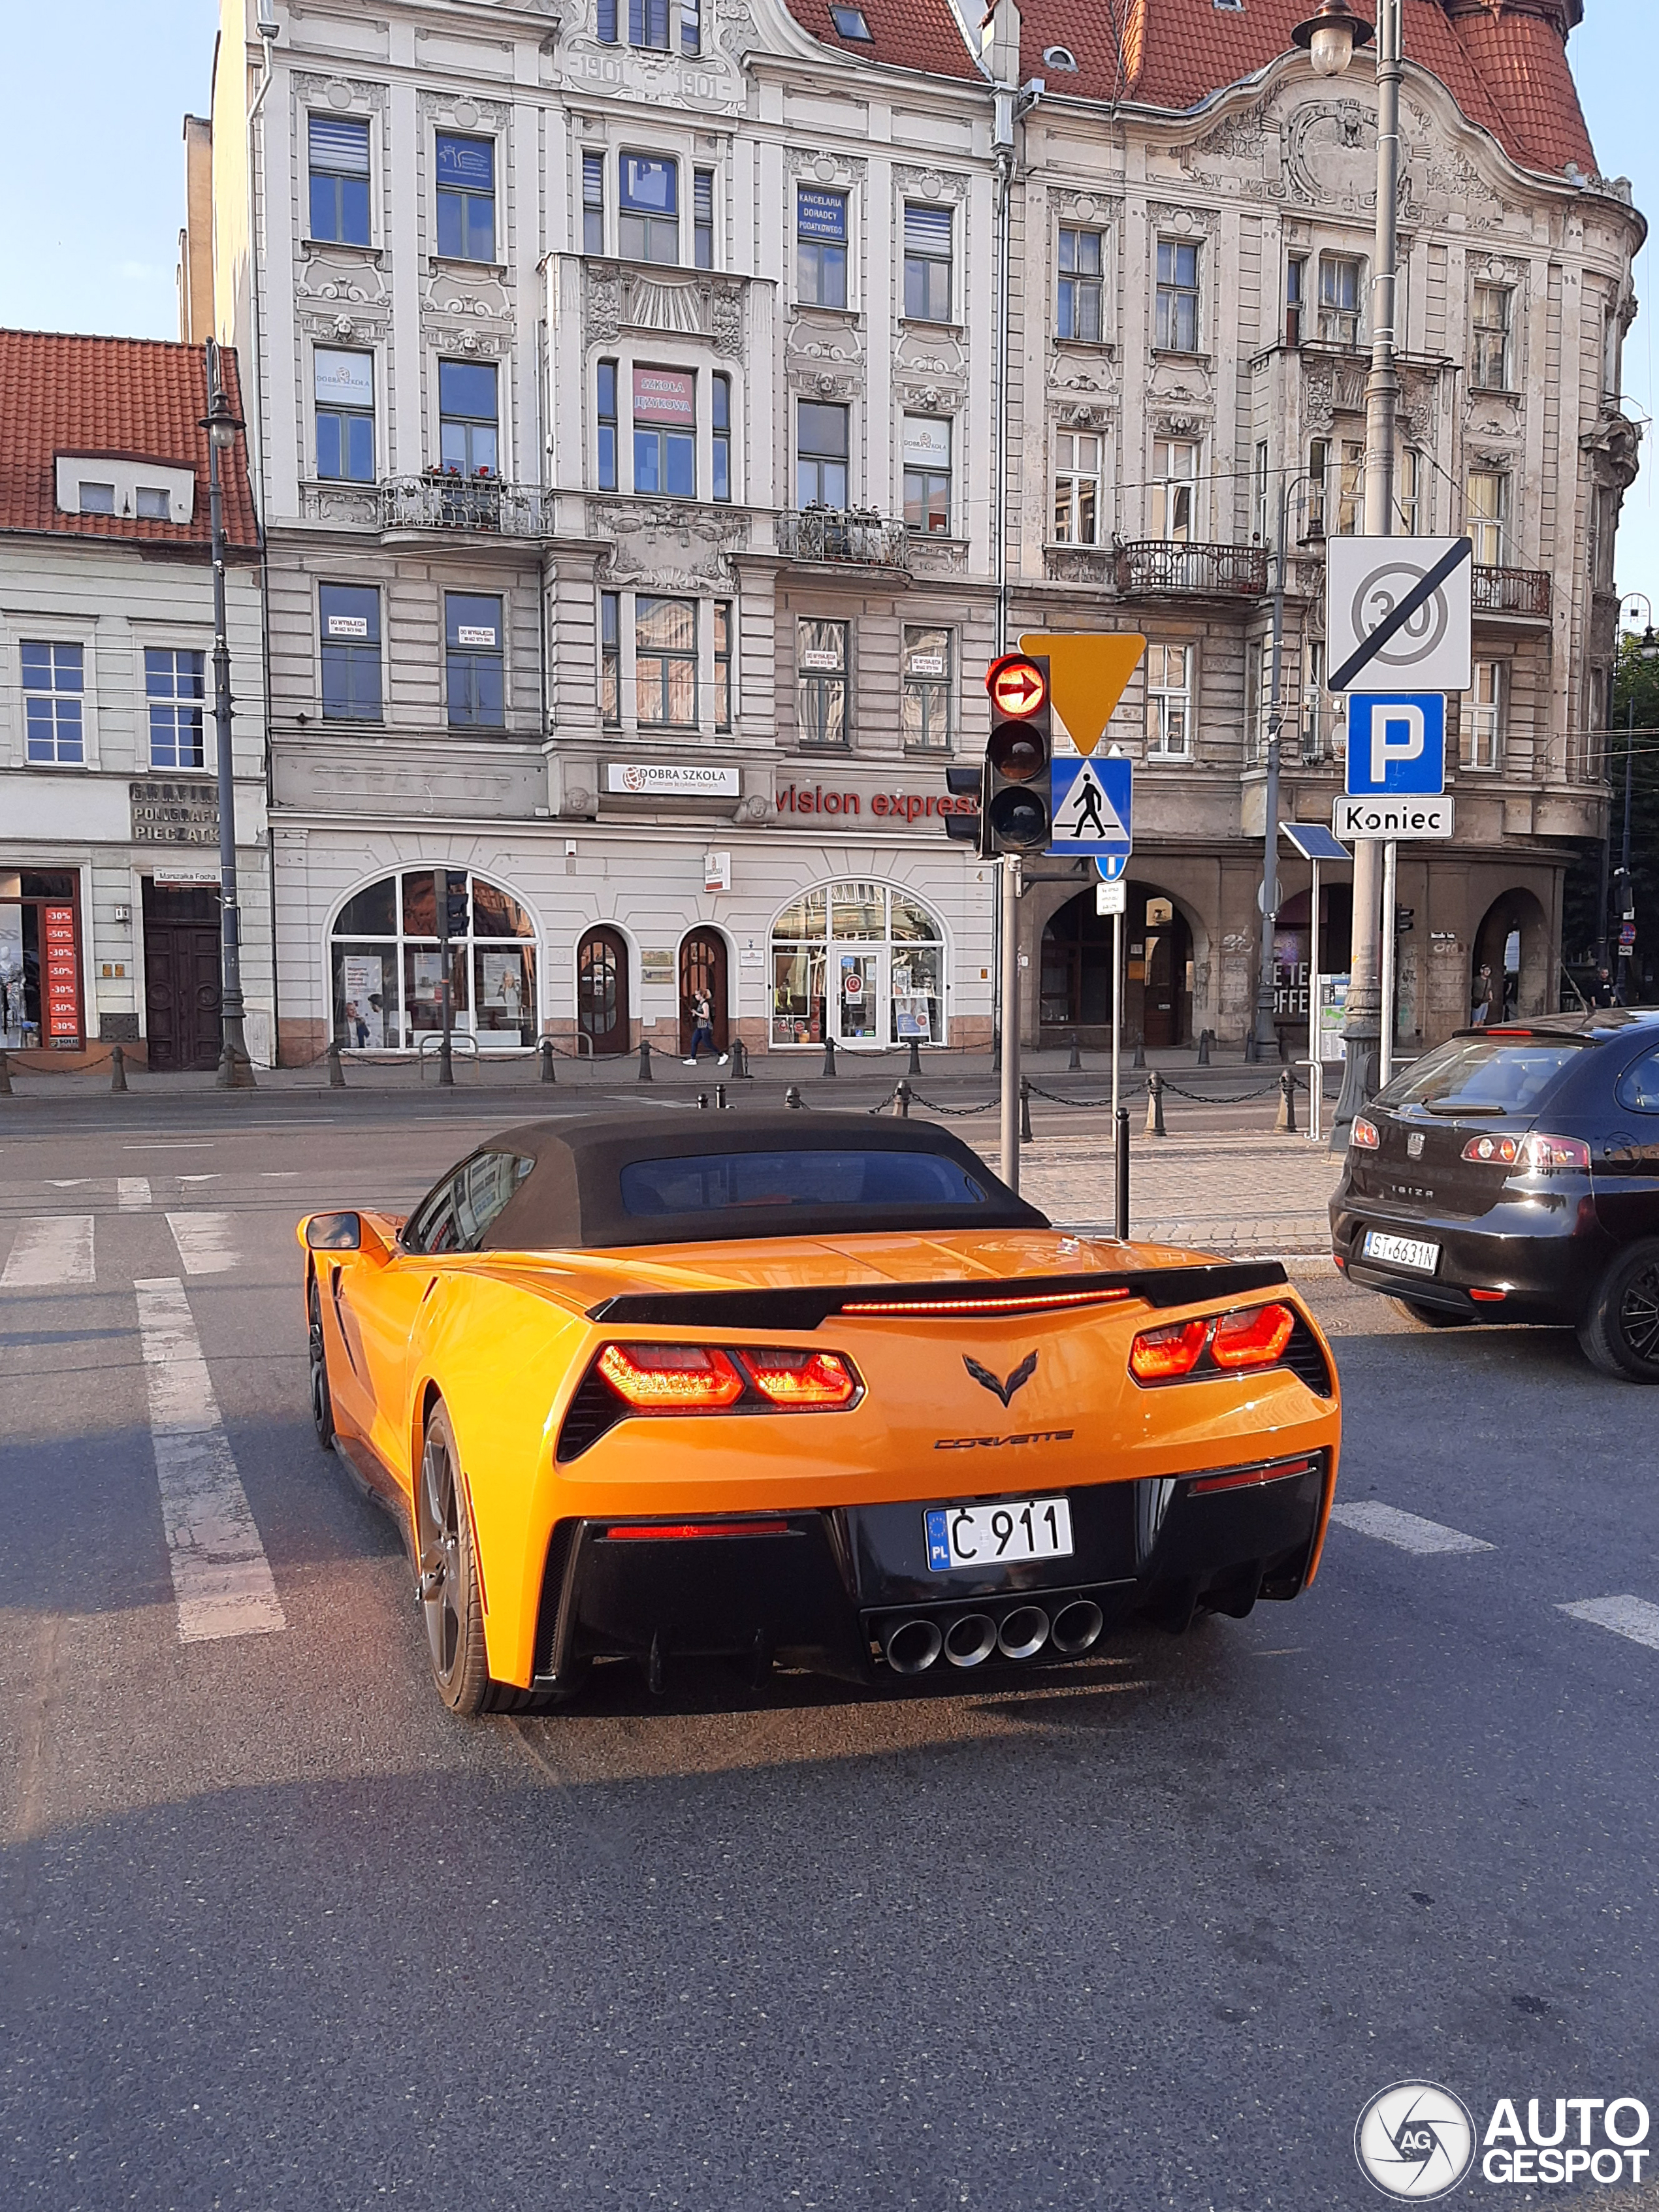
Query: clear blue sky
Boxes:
[{"xmin": 1, "ymin": 1, "xmax": 1652, "ymax": 601}]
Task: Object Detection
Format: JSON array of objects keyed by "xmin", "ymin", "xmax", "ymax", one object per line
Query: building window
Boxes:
[
  {"xmin": 797, "ymin": 187, "xmax": 848, "ymax": 308},
  {"xmin": 22, "ymin": 643, "xmax": 85, "ymax": 764},
  {"xmin": 1317, "ymin": 255, "xmax": 1362, "ymax": 347},
  {"xmin": 715, "ymin": 600, "xmax": 733, "ymax": 729},
  {"xmin": 632, "ymin": 367, "xmax": 696, "ymax": 497},
  {"xmin": 596, "ymin": 360, "xmax": 618, "ymax": 490},
  {"xmin": 582, "ymin": 152, "xmax": 605, "ymax": 254},
  {"xmin": 1053, "ymin": 431, "xmax": 1101, "ymax": 545},
  {"xmin": 438, "ymin": 359, "xmax": 498, "ymax": 478},
  {"xmin": 1467, "ymin": 468, "xmax": 1509, "ymax": 566},
  {"xmin": 797, "ymin": 619, "xmax": 848, "ymax": 746},
  {"xmin": 309, "ymin": 116, "xmax": 371, "ymax": 246},
  {"xmin": 314, "ymin": 347, "xmax": 375, "ymax": 481},
  {"xmin": 1150, "ymin": 439, "xmax": 1199, "ymax": 542},
  {"xmin": 320, "ymin": 585, "xmax": 381, "ymax": 722},
  {"xmin": 330, "ymin": 868, "xmax": 536, "ymax": 1053},
  {"xmin": 145, "ymin": 648, "xmax": 206, "ymax": 770},
  {"xmin": 797, "ymin": 401, "xmax": 848, "ymax": 509},
  {"xmin": 620, "ymin": 154, "xmax": 679, "ymax": 264},
  {"xmin": 903, "ymin": 202, "xmax": 953, "ymax": 323},
  {"xmin": 903, "ymin": 415, "xmax": 952, "ymax": 534},
  {"xmin": 1285, "ymin": 253, "xmax": 1306, "ymax": 347},
  {"xmin": 600, "ymin": 0, "xmax": 699, "ymax": 48},
  {"xmin": 828, "ymin": 4, "xmax": 872, "ymax": 36},
  {"xmin": 1146, "ymin": 643, "xmax": 1193, "ymax": 758},
  {"xmin": 1472, "ymin": 283, "xmax": 1513, "ymax": 391},
  {"xmin": 1312, "ymin": 437, "xmax": 1364, "ymax": 537},
  {"xmin": 435, "ymin": 135, "xmax": 495, "ymax": 262},
  {"xmin": 445, "ymin": 593, "xmax": 504, "ymax": 729},
  {"xmin": 1302, "ymin": 638, "xmax": 1328, "ymax": 759},
  {"xmin": 694, "ymin": 168, "xmax": 715, "ymax": 270},
  {"xmin": 1155, "ymin": 239, "xmax": 1199, "ymax": 353},
  {"xmin": 137, "ymin": 487, "xmax": 171, "ymax": 520},
  {"xmin": 901, "ymin": 626, "xmax": 952, "ymax": 750},
  {"xmin": 1462, "ymin": 660, "xmax": 1504, "ymax": 771},
  {"xmin": 1254, "ymin": 440, "xmax": 1271, "ymax": 546},
  {"xmin": 78, "ymin": 483, "xmax": 114, "ymax": 515},
  {"xmin": 600, "ymin": 590, "xmax": 620, "ymax": 723},
  {"xmin": 1398, "ymin": 446, "xmax": 1425, "ymax": 536},
  {"xmin": 1057, "ymin": 228, "xmax": 1103, "ymax": 342},
  {"xmin": 712, "ymin": 373, "xmax": 731, "ymax": 502},
  {"xmin": 635, "ymin": 596, "xmax": 697, "ymax": 724}
]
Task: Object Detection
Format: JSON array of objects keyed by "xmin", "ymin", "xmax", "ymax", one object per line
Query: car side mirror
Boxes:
[{"xmin": 306, "ymin": 1211, "xmax": 362, "ymax": 1251}]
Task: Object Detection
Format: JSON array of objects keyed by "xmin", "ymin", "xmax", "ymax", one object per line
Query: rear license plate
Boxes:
[
  {"xmin": 924, "ymin": 1498, "xmax": 1074, "ymax": 1572},
  {"xmin": 1362, "ymin": 1228, "xmax": 1441, "ymax": 1275}
]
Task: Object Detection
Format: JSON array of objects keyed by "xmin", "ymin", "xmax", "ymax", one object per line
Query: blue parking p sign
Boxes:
[{"xmin": 1345, "ymin": 694, "xmax": 1447, "ymax": 798}]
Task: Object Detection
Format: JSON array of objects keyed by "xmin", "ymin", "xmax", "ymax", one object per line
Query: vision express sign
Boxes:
[{"xmin": 775, "ymin": 779, "xmax": 975, "ymax": 827}]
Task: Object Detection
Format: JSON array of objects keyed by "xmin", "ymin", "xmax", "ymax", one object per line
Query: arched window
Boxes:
[
  {"xmin": 769, "ymin": 880, "xmax": 944, "ymax": 1050},
  {"xmin": 330, "ymin": 869, "xmax": 537, "ymax": 1051}
]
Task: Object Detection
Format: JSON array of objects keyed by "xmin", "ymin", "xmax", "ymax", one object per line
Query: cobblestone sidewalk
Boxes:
[{"xmin": 1019, "ymin": 1131, "xmax": 1342, "ymax": 1257}]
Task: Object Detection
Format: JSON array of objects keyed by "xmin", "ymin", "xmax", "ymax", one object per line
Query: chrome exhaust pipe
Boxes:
[
  {"xmin": 997, "ymin": 1605, "xmax": 1050, "ymax": 1661},
  {"xmin": 1050, "ymin": 1599, "xmax": 1104, "ymax": 1656},
  {"xmin": 943, "ymin": 1612, "xmax": 997, "ymax": 1669},
  {"xmin": 885, "ymin": 1618, "xmax": 944, "ymax": 1675}
]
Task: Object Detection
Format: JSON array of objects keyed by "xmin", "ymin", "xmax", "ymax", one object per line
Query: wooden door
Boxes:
[
  {"xmin": 142, "ymin": 885, "xmax": 223, "ymax": 1070},
  {"xmin": 678, "ymin": 931, "xmax": 728, "ymax": 1054},
  {"xmin": 577, "ymin": 926, "xmax": 630, "ymax": 1056}
]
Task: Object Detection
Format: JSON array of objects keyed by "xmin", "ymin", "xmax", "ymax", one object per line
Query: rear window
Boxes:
[
  {"xmin": 619, "ymin": 1149, "xmax": 989, "ymax": 1217},
  {"xmin": 1380, "ymin": 1035, "xmax": 1585, "ymax": 1117}
]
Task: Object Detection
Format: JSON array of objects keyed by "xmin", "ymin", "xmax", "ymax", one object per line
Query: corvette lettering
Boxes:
[{"xmin": 935, "ymin": 1430, "xmax": 1074, "ymax": 1450}]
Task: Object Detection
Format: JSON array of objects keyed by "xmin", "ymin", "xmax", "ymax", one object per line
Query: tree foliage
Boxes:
[{"xmin": 1561, "ymin": 630, "xmax": 1659, "ymax": 1000}]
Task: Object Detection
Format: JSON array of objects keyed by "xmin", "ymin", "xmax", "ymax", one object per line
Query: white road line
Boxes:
[
  {"xmin": 134, "ymin": 1275, "xmax": 284, "ymax": 1643},
  {"xmin": 167, "ymin": 1211, "xmax": 239, "ymax": 1275},
  {"xmin": 1, "ymin": 1215, "xmax": 95, "ymax": 1288},
  {"xmin": 1328, "ymin": 1501, "xmax": 1495, "ymax": 1556},
  {"xmin": 1558, "ymin": 1596, "xmax": 1659, "ymax": 1652},
  {"xmin": 118, "ymin": 1177, "xmax": 152, "ymax": 1211}
]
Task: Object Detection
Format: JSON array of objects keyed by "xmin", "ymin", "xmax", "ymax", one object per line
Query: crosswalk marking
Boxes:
[
  {"xmin": 1, "ymin": 1215, "xmax": 95, "ymax": 1287},
  {"xmin": 1329, "ymin": 1501, "xmax": 1494, "ymax": 1556},
  {"xmin": 167, "ymin": 1211, "xmax": 238, "ymax": 1275},
  {"xmin": 1558, "ymin": 1596, "xmax": 1659, "ymax": 1652},
  {"xmin": 118, "ymin": 1177, "xmax": 152, "ymax": 1211},
  {"xmin": 134, "ymin": 1275, "xmax": 284, "ymax": 1643}
]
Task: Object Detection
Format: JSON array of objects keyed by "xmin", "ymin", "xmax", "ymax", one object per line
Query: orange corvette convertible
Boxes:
[{"xmin": 300, "ymin": 1112, "xmax": 1342, "ymax": 1713}]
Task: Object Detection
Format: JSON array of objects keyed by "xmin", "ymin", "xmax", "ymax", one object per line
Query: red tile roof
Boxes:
[
  {"xmin": 1021, "ymin": 1, "xmax": 1597, "ymax": 181},
  {"xmin": 781, "ymin": 0, "xmax": 982, "ymax": 80},
  {"xmin": 0, "ymin": 331, "xmax": 260, "ymax": 553}
]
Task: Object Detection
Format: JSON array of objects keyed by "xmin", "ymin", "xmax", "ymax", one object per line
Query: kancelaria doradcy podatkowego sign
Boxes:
[{"xmin": 130, "ymin": 780, "xmax": 219, "ymax": 847}]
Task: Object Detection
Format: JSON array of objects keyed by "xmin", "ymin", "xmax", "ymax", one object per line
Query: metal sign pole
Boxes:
[
  {"xmin": 999, "ymin": 856, "xmax": 1021, "ymax": 1191},
  {"xmin": 1111, "ymin": 906, "xmax": 1123, "ymax": 1125},
  {"xmin": 1308, "ymin": 858, "xmax": 1322, "ymax": 1144},
  {"xmin": 1379, "ymin": 839, "xmax": 1398, "ymax": 1090}
]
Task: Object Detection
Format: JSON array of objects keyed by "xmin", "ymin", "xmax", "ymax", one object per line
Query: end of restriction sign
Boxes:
[{"xmin": 1334, "ymin": 795, "xmax": 1455, "ymax": 841}]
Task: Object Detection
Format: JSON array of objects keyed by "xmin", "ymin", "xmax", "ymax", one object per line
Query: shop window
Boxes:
[
  {"xmin": 436, "ymin": 134, "xmax": 495, "ymax": 262},
  {"xmin": 797, "ymin": 187, "xmax": 848, "ymax": 308},
  {"xmin": 146, "ymin": 648, "xmax": 206, "ymax": 770},
  {"xmin": 445, "ymin": 593, "xmax": 504, "ymax": 729},
  {"xmin": 796, "ymin": 619, "xmax": 848, "ymax": 746},
  {"xmin": 319, "ymin": 585, "xmax": 381, "ymax": 722},
  {"xmin": 0, "ymin": 870, "xmax": 82, "ymax": 1051},
  {"xmin": 22, "ymin": 642, "xmax": 85, "ymax": 764},
  {"xmin": 309, "ymin": 116, "xmax": 370, "ymax": 246},
  {"xmin": 769, "ymin": 880, "xmax": 944, "ymax": 1050},
  {"xmin": 330, "ymin": 867, "xmax": 536, "ymax": 1051},
  {"xmin": 901, "ymin": 626, "xmax": 952, "ymax": 750}
]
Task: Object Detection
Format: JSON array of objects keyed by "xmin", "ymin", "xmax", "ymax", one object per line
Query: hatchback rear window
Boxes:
[
  {"xmin": 619, "ymin": 1149, "xmax": 989, "ymax": 1216},
  {"xmin": 1379, "ymin": 1035, "xmax": 1586, "ymax": 1117}
]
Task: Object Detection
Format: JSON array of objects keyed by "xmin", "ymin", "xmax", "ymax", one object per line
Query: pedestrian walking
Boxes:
[
  {"xmin": 684, "ymin": 987, "xmax": 726, "ymax": 1065},
  {"xmin": 1591, "ymin": 965, "xmax": 1616, "ymax": 1009},
  {"xmin": 1470, "ymin": 963, "xmax": 1496, "ymax": 1027}
]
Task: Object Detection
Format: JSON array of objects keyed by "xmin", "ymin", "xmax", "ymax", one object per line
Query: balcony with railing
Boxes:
[
  {"xmin": 1116, "ymin": 540, "xmax": 1268, "ymax": 598},
  {"xmin": 379, "ymin": 475, "xmax": 553, "ymax": 536},
  {"xmin": 1472, "ymin": 563, "xmax": 1551, "ymax": 620},
  {"xmin": 778, "ymin": 507, "xmax": 910, "ymax": 570}
]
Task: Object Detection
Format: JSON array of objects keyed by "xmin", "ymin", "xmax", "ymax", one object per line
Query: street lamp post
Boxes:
[
  {"xmin": 1250, "ymin": 472, "xmax": 1321, "ymax": 1063},
  {"xmin": 1293, "ymin": 0, "xmax": 1391, "ymax": 1140},
  {"xmin": 201, "ymin": 345, "xmax": 256, "ymax": 1089},
  {"xmin": 1615, "ymin": 593, "xmax": 1657, "ymax": 1001}
]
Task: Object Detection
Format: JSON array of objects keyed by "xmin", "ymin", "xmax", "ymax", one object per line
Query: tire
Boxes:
[
  {"xmin": 1391, "ymin": 1298, "xmax": 1473, "ymax": 1330},
  {"xmin": 308, "ymin": 1278, "xmax": 335, "ymax": 1447},
  {"xmin": 1577, "ymin": 1241, "xmax": 1659, "ymax": 1383}
]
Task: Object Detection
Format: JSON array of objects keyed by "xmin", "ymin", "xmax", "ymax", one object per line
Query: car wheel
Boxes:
[
  {"xmin": 1391, "ymin": 1298, "xmax": 1473, "ymax": 1330},
  {"xmin": 1578, "ymin": 1242, "xmax": 1659, "ymax": 1383},
  {"xmin": 415, "ymin": 1403, "xmax": 557, "ymax": 1716},
  {"xmin": 308, "ymin": 1279, "xmax": 335, "ymax": 1448}
]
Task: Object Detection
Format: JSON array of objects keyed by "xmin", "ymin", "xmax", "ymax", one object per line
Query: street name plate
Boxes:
[{"xmin": 1334, "ymin": 795, "xmax": 1455, "ymax": 841}]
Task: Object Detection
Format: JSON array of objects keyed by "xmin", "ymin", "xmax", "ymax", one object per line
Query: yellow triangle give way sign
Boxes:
[{"xmin": 1018, "ymin": 632, "xmax": 1146, "ymax": 756}]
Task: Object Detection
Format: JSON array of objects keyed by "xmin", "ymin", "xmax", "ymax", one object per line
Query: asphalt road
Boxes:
[{"xmin": 3, "ymin": 1094, "xmax": 1656, "ymax": 2211}]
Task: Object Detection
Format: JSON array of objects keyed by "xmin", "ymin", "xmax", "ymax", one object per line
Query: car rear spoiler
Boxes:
[{"xmin": 585, "ymin": 1260, "xmax": 1289, "ymax": 1332}]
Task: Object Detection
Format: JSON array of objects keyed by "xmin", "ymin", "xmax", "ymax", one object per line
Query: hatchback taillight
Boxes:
[
  {"xmin": 1460, "ymin": 1131, "xmax": 1590, "ymax": 1174},
  {"xmin": 1351, "ymin": 1117, "xmax": 1380, "ymax": 1150}
]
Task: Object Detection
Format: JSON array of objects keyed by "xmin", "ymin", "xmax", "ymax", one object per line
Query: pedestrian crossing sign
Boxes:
[{"xmin": 1048, "ymin": 755, "xmax": 1133, "ymax": 858}]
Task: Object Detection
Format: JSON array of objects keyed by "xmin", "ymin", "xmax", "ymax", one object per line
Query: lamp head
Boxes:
[
  {"xmin": 201, "ymin": 389, "xmax": 244, "ymax": 451},
  {"xmin": 1291, "ymin": 1, "xmax": 1376, "ymax": 78}
]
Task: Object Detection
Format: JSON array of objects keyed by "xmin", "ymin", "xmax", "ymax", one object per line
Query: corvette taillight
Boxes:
[
  {"xmin": 1210, "ymin": 1303, "xmax": 1296, "ymax": 1371},
  {"xmin": 740, "ymin": 1349, "xmax": 859, "ymax": 1407},
  {"xmin": 597, "ymin": 1343, "xmax": 745, "ymax": 1409},
  {"xmin": 1461, "ymin": 1130, "xmax": 1589, "ymax": 1174},
  {"xmin": 1129, "ymin": 1319, "xmax": 1209, "ymax": 1381},
  {"xmin": 1129, "ymin": 1304, "xmax": 1302, "ymax": 1387}
]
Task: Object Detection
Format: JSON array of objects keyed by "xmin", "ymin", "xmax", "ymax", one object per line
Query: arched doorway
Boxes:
[
  {"xmin": 679, "ymin": 930, "xmax": 729, "ymax": 1055},
  {"xmin": 1040, "ymin": 882, "xmax": 1192, "ymax": 1047},
  {"xmin": 1474, "ymin": 889, "xmax": 1550, "ymax": 1023},
  {"xmin": 329, "ymin": 867, "xmax": 537, "ymax": 1051},
  {"xmin": 577, "ymin": 926, "xmax": 630, "ymax": 1055}
]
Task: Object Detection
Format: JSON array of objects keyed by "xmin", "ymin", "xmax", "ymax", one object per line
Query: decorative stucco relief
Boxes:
[{"xmin": 587, "ymin": 498, "xmax": 750, "ymax": 586}]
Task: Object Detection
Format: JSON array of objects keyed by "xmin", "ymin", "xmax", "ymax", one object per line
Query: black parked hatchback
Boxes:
[{"xmin": 1330, "ymin": 1010, "xmax": 1659, "ymax": 1379}]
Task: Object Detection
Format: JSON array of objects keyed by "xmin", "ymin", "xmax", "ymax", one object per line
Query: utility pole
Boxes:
[{"xmin": 201, "ymin": 344, "xmax": 255, "ymax": 1089}]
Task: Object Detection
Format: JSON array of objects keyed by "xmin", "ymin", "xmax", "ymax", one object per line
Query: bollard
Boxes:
[
  {"xmin": 327, "ymin": 1040, "xmax": 346, "ymax": 1089},
  {"xmin": 1196, "ymin": 1029, "xmax": 1212, "ymax": 1068},
  {"xmin": 822, "ymin": 1036, "xmax": 837, "ymax": 1079},
  {"xmin": 1276, "ymin": 1029, "xmax": 1290, "ymax": 1066},
  {"xmin": 784, "ymin": 1084, "xmax": 805, "ymax": 1110},
  {"xmin": 729, "ymin": 1036, "xmax": 751, "ymax": 1080},
  {"xmin": 697, "ymin": 1091, "xmax": 710, "ymax": 1110},
  {"xmin": 716, "ymin": 1082, "xmax": 728, "ymax": 1112},
  {"xmin": 1067, "ymin": 1033, "xmax": 1082, "ymax": 1072},
  {"xmin": 1115, "ymin": 1105, "xmax": 1131, "ymax": 1240},
  {"xmin": 907, "ymin": 1034, "xmax": 922, "ymax": 1077},
  {"xmin": 1131, "ymin": 1037, "xmax": 1146, "ymax": 1072},
  {"xmin": 0, "ymin": 1049, "xmax": 11, "ymax": 1097},
  {"xmin": 1277, "ymin": 1066, "xmax": 1297, "ymax": 1134},
  {"xmin": 1145, "ymin": 1069, "xmax": 1167, "ymax": 1137},
  {"xmin": 539, "ymin": 1038, "xmax": 556, "ymax": 1085},
  {"xmin": 1244, "ymin": 1029, "xmax": 1260, "ymax": 1065},
  {"xmin": 110, "ymin": 1044, "xmax": 128, "ymax": 1095},
  {"xmin": 892, "ymin": 1079, "xmax": 911, "ymax": 1119},
  {"xmin": 638, "ymin": 1036, "xmax": 653, "ymax": 1082},
  {"xmin": 1020, "ymin": 1076, "xmax": 1033, "ymax": 1144}
]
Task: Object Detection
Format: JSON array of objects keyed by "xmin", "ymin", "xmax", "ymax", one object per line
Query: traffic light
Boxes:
[
  {"xmin": 443, "ymin": 871, "xmax": 470, "ymax": 938},
  {"xmin": 1614, "ymin": 867, "xmax": 1635, "ymax": 922},
  {"xmin": 941, "ymin": 763, "xmax": 984, "ymax": 848},
  {"xmin": 1394, "ymin": 905, "xmax": 1415, "ymax": 935},
  {"xmin": 982, "ymin": 652, "xmax": 1053, "ymax": 854}
]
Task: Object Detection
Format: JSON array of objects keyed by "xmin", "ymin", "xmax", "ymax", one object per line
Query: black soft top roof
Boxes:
[{"xmin": 470, "ymin": 1112, "xmax": 1048, "ymax": 1252}]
